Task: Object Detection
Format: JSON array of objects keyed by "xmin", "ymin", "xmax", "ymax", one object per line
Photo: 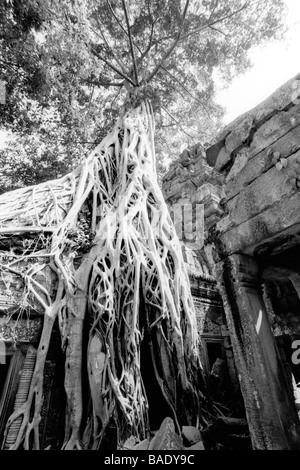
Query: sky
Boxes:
[{"xmin": 215, "ymin": 0, "xmax": 300, "ymax": 124}]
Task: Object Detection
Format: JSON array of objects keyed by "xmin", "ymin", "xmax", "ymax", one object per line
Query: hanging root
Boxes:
[{"xmin": 0, "ymin": 100, "xmax": 208, "ymax": 450}]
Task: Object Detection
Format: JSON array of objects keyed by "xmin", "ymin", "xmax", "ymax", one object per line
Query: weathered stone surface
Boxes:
[
  {"xmin": 131, "ymin": 439, "xmax": 150, "ymax": 450},
  {"xmin": 0, "ymin": 317, "xmax": 42, "ymax": 342},
  {"xmin": 206, "ymin": 73, "xmax": 300, "ymax": 167},
  {"xmin": 226, "ymin": 124, "xmax": 300, "ymax": 200},
  {"xmin": 224, "ymin": 113, "xmax": 254, "ymax": 155},
  {"xmin": 123, "ymin": 435, "xmax": 138, "ymax": 449},
  {"xmin": 246, "ymin": 104, "xmax": 300, "ymax": 159},
  {"xmin": 216, "ymin": 191, "xmax": 300, "ymax": 256},
  {"xmin": 206, "ymin": 76, "xmax": 300, "ymax": 259},
  {"xmin": 220, "ymin": 104, "xmax": 300, "ymax": 181},
  {"xmin": 225, "ymin": 149, "xmax": 249, "ymax": 182},
  {"xmin": 190, "ymin": 182, "xmax": 224, "ymax": 204},
  {"xmin": 188, "ymin": 270, "xmax": 223, "ymax": 336},
  {"xmin": 164, "ymin": 73, "xmax": 300, "ymax": 451},
  {"xmin": 185, "ymin": 441, "xmax": 205, "ymax": 450},
  {"xmin": 226, "ymin": 150, "xmax": 299, "ymax": 229},
  {"xmin": 163, "ymin": 151, "xmax": 224, "ymax": 205},
  {"xmin": 182, "ymin": 425, "xmax": 201, "ymax": 445},
  {"xmin": 148, "ymin": 417, "xmax": 184, "ymax": 450},
  {"xmin": 206, "ymin": 139, "xmax": 227, "ymax": 167},
  {"xmin": 215, "ymin": 417, "xmax": 248, "ymax": 432},
  {"xmin": 0, "ymin": 259, "xmax": 56, "ymax": 316},
  {"xmin": 210, "ymin": 358, "xmax": 228, "ymax": 382},
  {"xmin": 213, "ymin": 254, "xmax": 300, "ymax": 449},
  {"xmin": 215, "ymin": 146, "xmax": 231, "ymax": 171}
]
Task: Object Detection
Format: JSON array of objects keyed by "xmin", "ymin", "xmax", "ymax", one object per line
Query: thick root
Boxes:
[{"xmin": 0, "ymin": 100, "xmax": 205, "ymax": 449}]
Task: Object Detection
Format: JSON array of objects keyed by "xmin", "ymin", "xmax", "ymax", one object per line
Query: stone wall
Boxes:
[
  {"xmin": 203, "ymin": 73, "xmax": 300, "ymax": 449},
  {"xmin": 206, "ymin": 72, "xmax": 300, "ymax": 259},
  {"xmin": 162, "ymin": 72, "xmax": 300, "ymax": 449},
  {"xmin": 163, "ymin": 143, "xmax": 225, "ymax": 247},
  {"xmin": 162, "ymin": 143, "xmax": 226, "ymax": 339},
  {"xmin": 162, "ymin": 148, "xmax": 237, "ymax": 388}
]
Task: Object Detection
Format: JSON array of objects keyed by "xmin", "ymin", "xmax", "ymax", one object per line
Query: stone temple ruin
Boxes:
[
  {"xmin": 163, "ymin": 72, "xmax": 300, "ymax": 450},
  {"xmin": 1, "ymin": 73, "xmax": 300, "ymax": 449}
]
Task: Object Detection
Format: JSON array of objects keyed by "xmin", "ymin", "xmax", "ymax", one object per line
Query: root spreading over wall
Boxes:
[{"xmin": 0, "ymin": 101, "xmax": 208, "ymax": 450}]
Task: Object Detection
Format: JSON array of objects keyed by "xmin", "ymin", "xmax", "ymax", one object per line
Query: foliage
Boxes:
[
  {"xmin": 0, "ymin": 0, "xmax": 289, "ymax": 450},
  {"xmin": 0, "ymin": 0, "xmax": 287, "ymax": 191}
]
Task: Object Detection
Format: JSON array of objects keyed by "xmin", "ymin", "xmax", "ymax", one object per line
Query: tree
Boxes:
[
  {"xmin": 0, "ymin": 0, "xmax": 286, "ymax": 191},
  {"xmin": 0, "ymin": 0, "xmax": 287, "ymax": 450},
  {"xmin": 0, "ymin": 100, "xmax": 212, "ymax": 451}
]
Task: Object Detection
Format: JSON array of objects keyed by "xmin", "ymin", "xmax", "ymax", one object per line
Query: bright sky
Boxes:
[{"xmin": 215, "ymin": 0, "xmax": 300, "ymax": 124}]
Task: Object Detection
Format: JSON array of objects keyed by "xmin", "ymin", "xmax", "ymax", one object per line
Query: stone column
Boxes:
[
  {"xmin": 221, "ymin": 325, "xmax": 240, "ymax": 393},
  {"xmin": 215, "ymin": 253, "xmax": 300, "ymax": 449}
]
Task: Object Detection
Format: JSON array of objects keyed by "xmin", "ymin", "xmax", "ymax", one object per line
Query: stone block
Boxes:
[
  {"xmin": 123, "ymin": 435, "xmax": 138, "ymax": 449},
  {"xmin": 131, "ymin": 439, "xmax": 150, "ymax": 450},
  {"xmin": 247, "ymin": 104, "xmax": 300, "ymax": 159},
  {"xmin": 148, "ymin": 417, "xmax": 184, "ymax": 450},
  {"xmin": 185, "ymin": 441, "xmax": 205, "ymax": 450},
  {"xmin": 224, "ymin": 114, "xmax": 254, "ymax": 155},
  {"xmin": 226, "ymin": 151, "xmax": 299, "ymax": 228},
  {"xmin": 205, "ymin": 74, "xmax": 300, "ymax": 169},
  {"xmin": 225, "ymin": 149, "xmax": 249, "ymax": 182},
  {"xmin": 209, "ymin": 73, "xmax": 300, "ymax": 165},
  {"xmin": 215, "ymin": 146, "xmax": 231, "ymax": 171},
  {"xmin": 226, "ymin": 124, "xmax": 300, "ymax": 200},
  {"xmin": 206, "ymin": 139, "xmax": 226, "ymax": 167},
  {"xmin": 182, "ymin": 425, "xmax": 201, "ymax": 445},
  {"xmin": 217, "ymin": 191, "xmax": 300, "ymax": 256}
]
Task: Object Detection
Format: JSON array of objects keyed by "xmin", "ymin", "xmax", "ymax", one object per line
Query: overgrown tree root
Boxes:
[{"xmin": 0, "ymin": 101, "xmax": 207, "ymax": 450}]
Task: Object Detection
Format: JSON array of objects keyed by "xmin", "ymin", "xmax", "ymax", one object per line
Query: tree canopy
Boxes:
[
  {"xmin": 0, "ymin": 0, "xmax": 290, "ymax": 450},
  {"xmin": 0, "ymin": 0, "xmax": 287, "ymax": 192}
]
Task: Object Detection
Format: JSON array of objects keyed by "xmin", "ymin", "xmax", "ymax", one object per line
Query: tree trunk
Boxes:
[{"xmin": 0, "ymin": 100, "xmax": 209, "ymax": 449}]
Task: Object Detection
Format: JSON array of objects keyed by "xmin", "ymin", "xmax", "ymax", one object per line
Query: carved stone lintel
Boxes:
[{"xmin": 0, "ymin": 318, "xmax": 42, "ymax": 343}]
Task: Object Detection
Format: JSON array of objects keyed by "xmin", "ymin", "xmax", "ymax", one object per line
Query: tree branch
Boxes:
[
  {"xmin": 160, "ymin": 66, "xmax": 199, "ymax": 102},
  {"xmin": 105, "ymin": 0, "xmax": 128, "ymax": 37},
  {"xmin": 105, "ymin": 0, "xmax": 142, "ymax": 55},
  {"xmin": 151, "ymin": 1, "xmax": 249, "ymax": 45},
  {"xmin": 208, "ymin": 0, "xmax": 220, "ymax": 23},
  {"xmin": 161, "ymin": 105, "xmax": 197, "ymax": 141},
  {"xmin": 143, "ymin": 1, "xmax": 249, "ymax": 86},
  {"xmin": 159, "ymin": 67, "xmax": 216, "ymax": 124},
  {"xmin": 145, "ymin": 0, "xmax": 190, "ymax": 84},
  {"xmin": 110, "ymin": 87, "xmax": 123, "ymax": 109},
  {"xmin": 121, "ymin": 0, "xmax": 139, "ymax": 86},
  {"xmin": 180, "ymin": 1, "xmax": 250, "ymax": 41},
  {"xmin": 209, "ymin": 25, "xmax": 227, "ymax": 36},
  {"xmin": 90, "ymin": 45, "xmax": 136, "ymax": 87},
  {"xmin": 82, "ymin": 77, "xmax": 124, "ymax": 87},
  {"xmin": 157, "ymin": 132, "xmax": 178, "ymax": 159},
  {"xmin": 139, "ymin": 18, "xmax": 156, "ymax": 64},
  {"xmin": 93, "ymin": 15, "xmax": 129, "ymax": 75}
]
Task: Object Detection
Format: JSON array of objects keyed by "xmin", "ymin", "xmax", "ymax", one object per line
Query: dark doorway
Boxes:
[
  {"xmin": 140, "ymin": 329, "xmax": 171, "ymax": 431},
  {"xmin": 206, "ymin": 341, "xmax": 223, "ymax": 371}
]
